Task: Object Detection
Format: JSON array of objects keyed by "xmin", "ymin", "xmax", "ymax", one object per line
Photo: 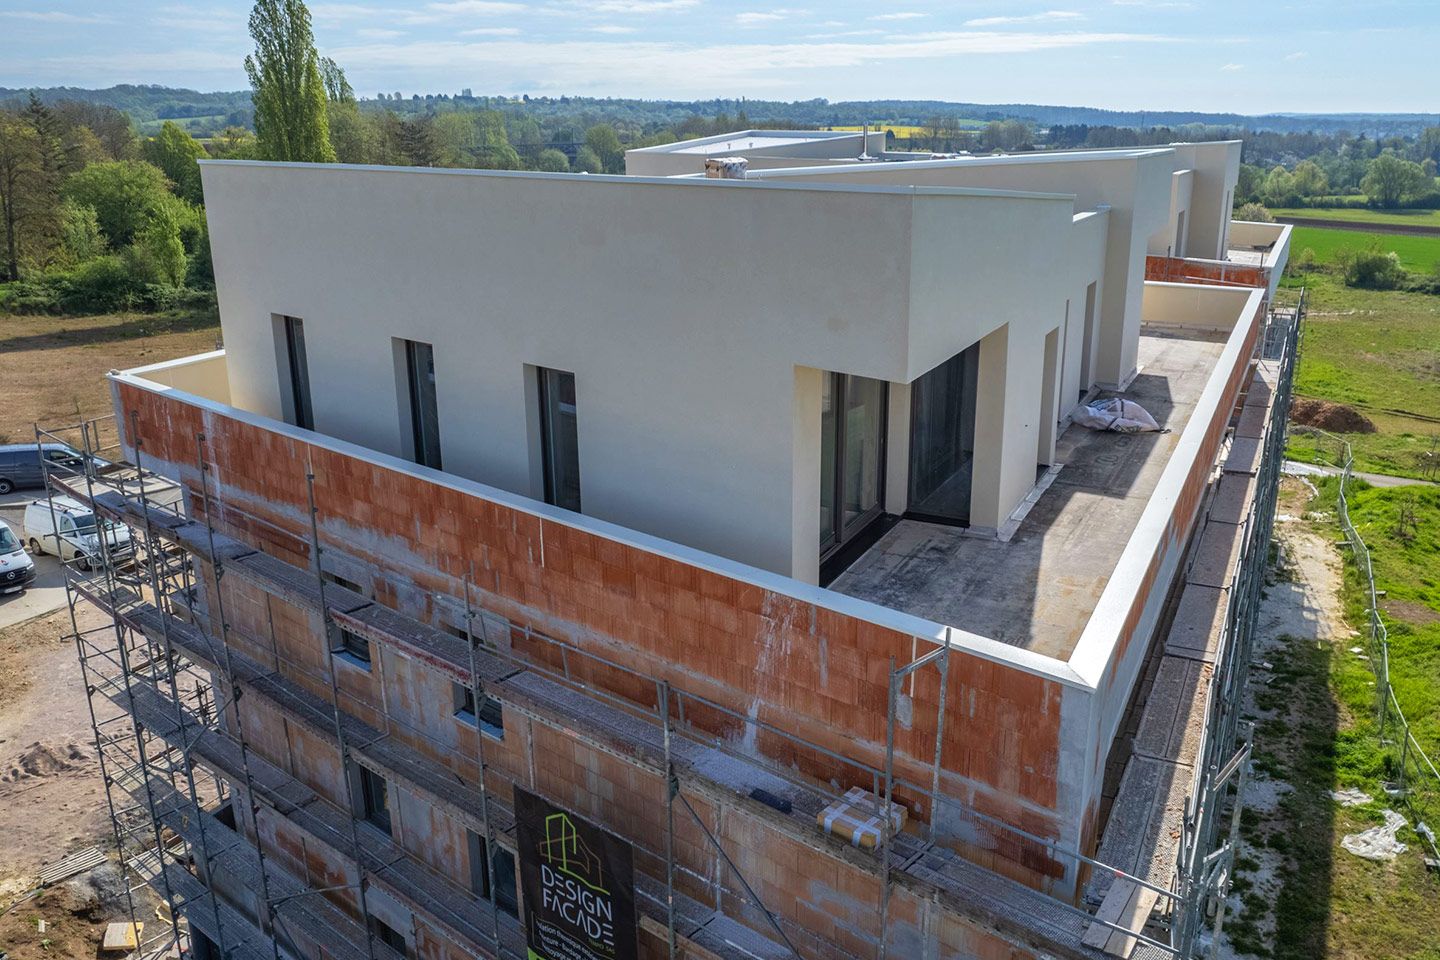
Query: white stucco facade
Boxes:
[{"xmin": 198, "ymin": 139, "xmax": 1241, "ymax": 590}]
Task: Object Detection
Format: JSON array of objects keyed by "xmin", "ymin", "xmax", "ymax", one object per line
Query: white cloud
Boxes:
[
  {"xmin": 427, "ymin": 1, "xmax": 526, "ymax": 13},
  {"xmin": 0, "ymin": 10, "xmax": 111, "ymax": 23},
  {"xmin": 460, "ymin": 26, "xmax": 521, "ymax": 34},
  {"xmin": 357, "ymin": 27, "xmax": 407, "ymax": 38},
  {"xmin": 573, "ymin": 0, "xmax": 699, "ymax": 11},
  {"xmin": 869, "ymin": 11, "xmax": 926, "ymax": 20},
  {"xmin": 965, "ymin": 11, "xmax": 1083, "ymax": 27},
  {"xmin": 326, "ymin": 30, "xmax": 1172, "ymax": 98},
  {"xmin": 1284, "ymin": 50, "xmax": 1307, "ymax": 61},
  {"xmin": 588, "ymin": 24, "xmax": 636, "ymax": 33},
  {"xmin": 804, "ymin": 29, "xmax": 882, "ymax": 38},
  {"xmin": 1111, "ymin": 0, "xmax": 1193, "ymax": 7},
  {"xmin": 736, "ymin": 11, "xmax": 789, "ymax": 25},
  {"xmin": 1220, "ymin": 62, "xmax": 1243, "ymax": 71}
]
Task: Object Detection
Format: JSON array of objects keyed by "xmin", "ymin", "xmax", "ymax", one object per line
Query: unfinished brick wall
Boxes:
[
  {"xmin": 119, "ymin": 380, "xmax": 1077, "ymax": 890},
  {"xmin": 1144, "ymin": 255, "xmax": 1268, "ymax": 290}
]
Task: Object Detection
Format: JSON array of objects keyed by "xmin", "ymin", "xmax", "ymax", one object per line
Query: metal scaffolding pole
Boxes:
[
  {"xmin": 128, "ymin": 416, "xmax": 233, "ymax": 951},
  {"xmin": 460, "ymin": 569, "xmax": 507, "ymax": 957},
  {"xmin": 301, "ymin": 461, "xmax": 383, "ymax": 960},
  {"xmin": 192, "ymin": 430, "xmax": 289, "ymax": 960}
]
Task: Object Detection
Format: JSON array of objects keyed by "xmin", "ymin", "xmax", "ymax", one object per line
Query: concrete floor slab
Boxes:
[{"xmin": 832, "ymin": 330, "xmax": 1229, "ymax": 659}]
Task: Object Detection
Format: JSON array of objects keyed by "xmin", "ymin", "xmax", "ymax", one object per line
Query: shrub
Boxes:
[
  {"xmin": 1292, "ymin": 247, "xmax": 1318, "ymax": 273},
  {"xmin": 1344, "ymin": 250, "xmax": 1404, "ymax": 290},
  {"xmin": 1235, "ymin": 201, "xmax": 1275, "ymax": 223},
  {"xmin": 59, "ymin": 255, "xmax": 142, "ymax": 311}
]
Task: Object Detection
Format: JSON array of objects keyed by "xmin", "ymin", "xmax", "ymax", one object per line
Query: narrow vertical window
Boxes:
[
  {"xmin": 404, "ymin": 339, "xmax": 442, "ymax": 469},
  {"xmin": 283, "ymin": 316, "xmax": 313, "ymax": 430},
  {"xmin": 538, "ymin": 368, "xmax": 581, "ymax": 512},
  {"xmin": 359, "ymin": 767, "xmax": 392, "ymax": 834}
]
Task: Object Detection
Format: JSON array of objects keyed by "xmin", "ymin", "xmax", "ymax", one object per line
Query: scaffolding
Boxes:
[{"xmin": 39, "ymin": 302, "xmax": 1299, "ymax": 960}]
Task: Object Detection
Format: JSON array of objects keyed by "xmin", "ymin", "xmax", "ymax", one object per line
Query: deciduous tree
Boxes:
[
  {"xmin": 244, "ymin": 0, "xmax": 336, "ymax": 162},
  {"xmin": 1362, "ymin": 154, "xmax": 1430, "ymax": 208},
  {"xmin": 143, "ymin": 121, "xmax": 207, "ymax": 203}
]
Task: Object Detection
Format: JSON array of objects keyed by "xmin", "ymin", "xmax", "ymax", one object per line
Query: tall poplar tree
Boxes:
[{"xmin": 244, "ymin": 0, "xmax": 336, "ymax": 163}]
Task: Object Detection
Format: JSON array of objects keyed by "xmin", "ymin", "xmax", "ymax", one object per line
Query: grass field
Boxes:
[
  {"xmin": 1273, "ymin": 207, "xmax": 1440, "ymax": 229},
  {"xmin": 1220, "ymin": 486, "xmax": 1440, "ymax": 960},
  {"xmin": 1289, "ymin": 225, "xmax": 1440, "ymax": 273},
  {"xmin": 1282, "ymin": 272, "xmax": 1440, "ymax": 479},
  {"xmin": 0, "ymin": 306, "xmax": 220, "ymax": 449},
  {"xmin": 1342, "ymin": 481, "xmax": 1440, "ymax": 760}
]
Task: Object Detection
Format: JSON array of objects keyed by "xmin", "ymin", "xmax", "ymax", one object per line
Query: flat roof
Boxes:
[
  {"xmin": 831, "ymin": 329, "xmax": 1230, "ymax": 660},
  {"xmin": 629, "ymin": 129, "xmax": 862, "ymax": 155}
]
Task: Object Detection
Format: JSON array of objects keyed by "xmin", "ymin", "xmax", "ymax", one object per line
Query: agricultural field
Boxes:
[
  {"xmin": 1288, "ymin": 225, "xmax": 1440, "ymax": 273},
  {"xmin": 1273, "ymin": 207, "xmax": 1440, "ymax": 229},
  {"xmin": 1282, "ymin": 271, "xmax": 1440, "ymax": 479}
]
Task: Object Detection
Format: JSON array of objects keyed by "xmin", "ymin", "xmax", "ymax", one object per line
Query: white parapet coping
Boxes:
[
  {"xmin": 110, "ymin": 361, "xmax": 1091, "ymax": 690},
  {"xmin": 1068, "ymin": 283, "xmax": 1266, "ymax": 688}
]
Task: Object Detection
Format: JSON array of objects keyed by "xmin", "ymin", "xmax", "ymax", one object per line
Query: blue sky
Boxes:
[{"xmin": 0, "ymin": 1, "xmax": 1433, "ymax": 114}]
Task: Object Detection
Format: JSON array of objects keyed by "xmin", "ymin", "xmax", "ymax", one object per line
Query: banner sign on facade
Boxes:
[{"xmin": 514, "ymin": 786, "xmax": 638, "ymax": 960}]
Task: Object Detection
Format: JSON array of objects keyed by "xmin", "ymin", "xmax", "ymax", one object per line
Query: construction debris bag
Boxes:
[{"xmin": 1073, "ymin": 398, "xmax": 1161, "ymax": 433}]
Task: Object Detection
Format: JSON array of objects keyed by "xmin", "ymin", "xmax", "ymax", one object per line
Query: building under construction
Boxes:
[{"xmin": 42, "ymin": 139, "xmax": 1297, "ymax": 960}]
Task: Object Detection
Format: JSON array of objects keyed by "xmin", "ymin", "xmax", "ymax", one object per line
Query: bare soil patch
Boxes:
[
  {"xmin": 1381, "ymin": 597, "xmax": 1440, "ymax": 627},
  {"xmin": 0, "ymin": 864, "xmax": 135, "ymax": 960},
  {"xmin": 0, "ymin": 605, "xmax": 113, "ymax": 886},
  {"xmin": 1291, "ymin": 398, "xmax": 1378, "ymax": 435},
  {"xmin": 0, "ymin": 309, "xmax": 218, "ymax": 449}
]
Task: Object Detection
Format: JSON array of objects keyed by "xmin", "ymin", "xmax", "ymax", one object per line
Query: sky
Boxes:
[{"xmin": 0, "ymin": 0, "xmax": 1434, "ymax": 114}]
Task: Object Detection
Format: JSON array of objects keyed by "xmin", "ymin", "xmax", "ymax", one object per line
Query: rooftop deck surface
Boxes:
[{"xmin": 831, "ymin": 329, "xmax": 1230, "ymax": 660}]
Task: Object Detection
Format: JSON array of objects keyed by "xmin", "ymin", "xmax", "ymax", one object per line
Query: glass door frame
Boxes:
[{"xmin": 819, "ymin": 372, "xmax": 889, "ymax": 566}]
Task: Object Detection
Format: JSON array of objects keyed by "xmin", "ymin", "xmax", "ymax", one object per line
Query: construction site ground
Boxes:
[{"xmin": 1215, "ymin": 477, "xmax": 1440, "ymax": 960}]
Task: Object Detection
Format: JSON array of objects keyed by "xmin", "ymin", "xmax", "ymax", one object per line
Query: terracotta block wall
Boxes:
[
  {"xmin": 119, "ymin": 380, "xmax": 1078, "ymax": 886},
  {"xmin": 1144, "ymin": 254, "xmax": 1268, "ymax": 290}
]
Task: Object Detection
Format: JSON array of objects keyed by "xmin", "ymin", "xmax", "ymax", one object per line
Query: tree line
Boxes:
[{"xmin": 0, "ymin": 94, "xmax": 212, "ymax": 312}]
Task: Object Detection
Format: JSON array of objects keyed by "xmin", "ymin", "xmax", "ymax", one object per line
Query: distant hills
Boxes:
[{"xmin": 2, "ymin": 84, "xmax": 1434, "ymax": 139}]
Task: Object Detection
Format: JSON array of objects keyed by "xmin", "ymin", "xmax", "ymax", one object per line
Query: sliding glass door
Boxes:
[
  {"xmin": 907, "ymin": 344, "xmax": 978, "ymax": 525},
  {"xmin": 820, "ymin": 373, "xmax": 888, "ymax": 561}
]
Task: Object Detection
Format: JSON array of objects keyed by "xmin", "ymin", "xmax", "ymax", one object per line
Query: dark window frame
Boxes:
[
  {"xmin": 359, "ymin": 766, "xmax": 391, "ymax": 835},
  {"xmin": 453, "ymin": 682, "xmax": 505, "ymax": 740},
  {"xmin": 283, "ymin": 316, "xmax": 314, "ymax": 430},
  {"xmin": 819, "ymin": 372, "xmax": 888, "ymax": 562},
  {"xmin": 537, "ymin": 367, "xmax": 581, "ymax": 512},
  {"xmin": 333, "ymin": 627, "xmax": 372, "ymax": 669},
  {"xmin": 370, "ymin": 917, "xmax": 407, "ymax": 956},
  {"xmin": 403, "ymin": 339, "xmax": 442, "ymax": 470}
]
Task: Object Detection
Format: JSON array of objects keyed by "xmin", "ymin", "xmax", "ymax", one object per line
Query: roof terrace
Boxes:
[{"xmin": 831, "ymin": 326, "xmax": 1229, "ymax": 660}]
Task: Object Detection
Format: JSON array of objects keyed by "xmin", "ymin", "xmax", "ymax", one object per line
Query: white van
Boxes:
[
  {"xmin": 23, "ymin": 496, "xmax": 132, "ymax": 571},
  {"xmin": 0, "ymin": 519, "xmax": 36, "ymax": 593}
]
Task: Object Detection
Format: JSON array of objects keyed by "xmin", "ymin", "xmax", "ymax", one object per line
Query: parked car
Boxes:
[
  {"xmin": 0, "ymin": 443, "xmax": 111, "ymax": 495},
  {"xmin": 23, "ymin": 496, "xmax": 132, "ymax": 571},
  {"xmin": 0, "ymin": 520, "xmax": 36, "ymax": 594}
]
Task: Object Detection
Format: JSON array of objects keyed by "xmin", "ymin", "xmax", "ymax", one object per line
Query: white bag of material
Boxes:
[
  {"xmin": 1073, "ymin": 398, "xmax": 1161, "ymax": 433},
  {"xmin": 1341, "ymin": 809, "xmax": 1408, "ymax": 861}
]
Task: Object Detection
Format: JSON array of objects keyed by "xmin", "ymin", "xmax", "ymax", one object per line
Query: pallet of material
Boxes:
[{"xmin": 816, "ymin": 787, "xmax": 906, "ymax": 849}]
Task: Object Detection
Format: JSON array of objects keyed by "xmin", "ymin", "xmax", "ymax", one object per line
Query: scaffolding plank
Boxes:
[
  {"xmin": 1163, "ymin": 584, "xmax": 1227, "ymax": 664},
  {"xmin": 1132, "ymin": 656, "xmax": 1210, "ymax": 765}
]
